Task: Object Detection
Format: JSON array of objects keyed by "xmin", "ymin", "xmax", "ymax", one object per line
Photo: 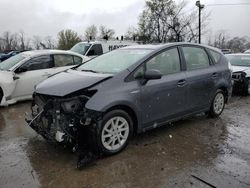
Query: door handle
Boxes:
[
  {"xmin": 177, "ymin": 79, "xmax": 186, "ymax": 87},
  {"xmin": 13, "ymin": 76, "xmax": 20, "ymax": 80}
]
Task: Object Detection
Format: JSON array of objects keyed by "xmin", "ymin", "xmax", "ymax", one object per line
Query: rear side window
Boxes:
[
  {"xmin": 209, "ymin": 50, "xmax": 221, "ymax": 64},
  {"xmin": 146, "ymin": 48, "xmax": 181, "ymax": 75},
  {"xmin": 182, "ymin": 47, "xmax": 210, "ymax": 70},
  {"xmin": 73, "ymin": 55, "xmax": 83, "ymax": 65},
  {"xmin": 54, "ymin": 54, "xmax": 74, "ymax": 67},
  {"xmin": 22, "ymin": 55, "xmax": 53, "ymax": 71}
]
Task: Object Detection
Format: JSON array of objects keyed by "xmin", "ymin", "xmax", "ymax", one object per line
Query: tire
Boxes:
[
  {"xmin": 243, "ymin": 78, "xmax": 250, "ymax": 96},
  {"xmin": 0, "ymin": 87, "xmax": 3, "ymax": 104},
  {"xmin": 96, "ymin": 109, "xmax": 133, "ymax": 155},
  {"xmin": 208, "ymin": 89, "xmax": 225, "ymax": 118}
]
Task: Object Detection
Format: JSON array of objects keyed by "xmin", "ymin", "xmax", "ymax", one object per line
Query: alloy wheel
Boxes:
[
  {"xmin": 213, "ymin": 93, "xmax": 225, "ymax": 115},
  {"xmin": 101, "ymin": 116, "xmax": 130, "ymax": 151}
]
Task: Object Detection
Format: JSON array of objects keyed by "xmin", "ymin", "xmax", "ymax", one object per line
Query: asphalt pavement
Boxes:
[{"xmin": 0, "ymin": 96, "xmax": 250, "ymax": 188}]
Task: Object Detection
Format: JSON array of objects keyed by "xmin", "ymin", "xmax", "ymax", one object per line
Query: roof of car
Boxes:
[
  {"xmin": 226, "ymin": 53, "xmax": 250, "ymax": 56},
  {"xmin": 21, "ymin": 49, "xmax": 85, "ymax": 57},
  {"xmin": 122, "ymin": 42, "xmax": 222, "ymax": 53}
]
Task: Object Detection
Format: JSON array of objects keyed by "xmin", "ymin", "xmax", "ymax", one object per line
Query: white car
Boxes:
[
  {"xmin": 244, "ymin": 49, "xmax": 250, "ymax": 54},
  {"xmin": 226, "ymin": 53, "xmax": 250, "ymax": 95},
  {"xmin": 0, "ymin": 50, "xmax": 89, "ymax": 106}
]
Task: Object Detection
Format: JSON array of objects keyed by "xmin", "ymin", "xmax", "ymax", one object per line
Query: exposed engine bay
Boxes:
[{"xmin": 26, "ymin": 92, "xmax": 101, "ymax": 168}]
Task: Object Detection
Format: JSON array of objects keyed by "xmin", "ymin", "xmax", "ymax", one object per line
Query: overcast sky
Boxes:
[{"xmin": 0, "ymin": 0, "xmax": 249, "ymax": 41}]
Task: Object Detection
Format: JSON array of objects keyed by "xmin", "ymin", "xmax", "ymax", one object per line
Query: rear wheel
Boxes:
[
  {"xmin": 0, "ymin": 88, "xmax": 3, "ymax": 104},
  {"xmin": 208, "ymin": 89, "xmax": 225, "ymax": 118},
  {"xmin": 97, "ymin": 110, "xmax": 133, "ymax": 155},
  {"xmin": 244, "ymin": 78, "xmax": 250, "ymax": 96}
]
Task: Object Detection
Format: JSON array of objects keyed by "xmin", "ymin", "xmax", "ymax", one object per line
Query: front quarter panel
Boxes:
[
  {"xmin": 0, "ymin": 71, "xmax": 16, "ymax": 105},
  {"xmin": 85, "ymin": 76, "xmax": 142, "ymax": 124}
]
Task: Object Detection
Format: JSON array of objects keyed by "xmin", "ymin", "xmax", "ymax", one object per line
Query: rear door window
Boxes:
[
  {"xmin": 209, "ymin": 50, "xmax": 221, "ymax": 64},
  {"xmin": 182, "ymin": 46, "xmax": 210, "ymax": 70},
  {"xmin": 54, "ymin": 54, "xmax": 74, "ymax": 67}
]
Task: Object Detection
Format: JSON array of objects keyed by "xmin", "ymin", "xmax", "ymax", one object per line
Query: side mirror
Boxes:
[
  {"xmin": 144, "ymin": 69, "xmax": 162, "ymax": 80},
  {"xmin": 15, "ymin": 67, "xmax": 28, "ymax": 74},
  {"xmin": 135, "ymin": 69, "xmax": 162, "ymax": 80}
]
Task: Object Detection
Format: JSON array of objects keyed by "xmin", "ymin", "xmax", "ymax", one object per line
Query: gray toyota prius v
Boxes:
[{"xmin": 27, "ymin": 43, "xmax": 232, "ymax": 156}]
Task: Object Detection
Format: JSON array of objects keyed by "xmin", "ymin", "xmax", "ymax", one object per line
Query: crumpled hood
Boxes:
[
  {"xmin": 36, "ymin": 69, "xmax": 112, "ymax": 96},
  {"xmin": 231, "ymin": 65, "xmax": 250, "ymax": 76}
]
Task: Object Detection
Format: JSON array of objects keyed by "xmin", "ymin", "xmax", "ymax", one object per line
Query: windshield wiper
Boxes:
[{"xmin": 81, "ymin": 69, "xmax": 99, "ymax": 73}]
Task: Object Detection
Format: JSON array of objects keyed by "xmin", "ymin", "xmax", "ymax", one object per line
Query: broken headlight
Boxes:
[
  {"xmin": 61, "ymin": 99, "xmax": 82, "ymax": 113},
  {"xmin": 232, "ymin": 71, "xmax": 246, "ymax": 82}
]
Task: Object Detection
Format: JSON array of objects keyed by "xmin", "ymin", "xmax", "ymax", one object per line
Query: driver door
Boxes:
[{"xmin": 11, "ymin": 55, "xmax": 54, "ymax": 98}]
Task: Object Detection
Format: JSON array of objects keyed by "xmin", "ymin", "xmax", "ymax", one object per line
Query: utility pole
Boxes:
[{"xmin": 196, "ymin": 1, "xmax": 205, "ymax": 44}]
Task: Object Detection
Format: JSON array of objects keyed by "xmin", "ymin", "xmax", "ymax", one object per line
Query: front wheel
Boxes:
[
  {"xmin": 208, "ymin": 89, "xmax": 225, "ymax": 118},
  {"xmin": 97, "ymin": 110, "xmax": 133, "ymax": 155}
]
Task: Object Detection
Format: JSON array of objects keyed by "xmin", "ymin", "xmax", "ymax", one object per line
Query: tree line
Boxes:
[
  {"xmin": 0, "ymin": 24, "xmax": 116, "ymax": 52},
  {"xmin": 0, "ymin": 0, "xmax": 249, "ymax": 52}
]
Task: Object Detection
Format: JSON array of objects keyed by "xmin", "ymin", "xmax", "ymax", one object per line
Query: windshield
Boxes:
[
  {"xmin": 70, "ymin": 43, "xmax": 91, "ymax": 55},
  {"xmin": 227, "ymin": 55, "xmax": 250, "ymax": 67},
  {"xmin": 77, "ymin": 49, "xmax": 153, "ymax": 74},
  {"xmin": 0, "ymin": 53, "xmax": 27, "ymax": 70}
]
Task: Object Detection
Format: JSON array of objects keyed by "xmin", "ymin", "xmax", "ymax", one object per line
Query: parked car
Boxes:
[
  {"xmin": 0, "ymin": 50, "xmax": 89, "ymax": 106},
  {"xmin": 0, "ymin": 51, "xmax": 20, "ymax": 62},
  {"xmin": 70, "ymin": 40, "xmax": 137, "ymax": 58},
  {"xmin": 244, "ymin": 49, "xmax": 250, "ymax": 54},
  {"xmin": 226, "ymin": 53, "xmax": 250, "ymax": 95},
  {"xmin": 27, "ymin": 43, "xmax": 231, "ymax": 156}
]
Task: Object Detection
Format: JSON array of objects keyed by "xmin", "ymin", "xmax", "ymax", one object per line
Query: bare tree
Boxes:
[
  {"xmin": 40, "ymin": 36, "xmax": 56, "ymax": 49},
  {"xmin": 32, "ymin": 35, "xmax": 42, "ymax": 50},
  {"xmin": 124, "ymin": 26, "xmax": 138, "ymax": 40},
  {"xmin": 2, "ymin": 31, "xmax": 18, "ymax": 50},
  {"xmin": 137, "ymin": 0, "xmax": 210, "ymax": 43},
  {"xmin": 227, "ymin": 36, "xmax": 250, "ymax": 53},
  {"xmin": 99, "ymin": 25, "xmax": 115, "ymax": 39},
  {"xmin": 19, "ymin": 31, "xmax": 26, "ymax": 50},
  {"xmin": 213, "ymin": 30, "xmax": 230, "ymax": 49},
  {"xmin": 57, "ymin": 29, "xmax": 81, "ymax": 50},
  {"xmin": 138, "ymin": 0, "xmax": 175, "ymax": 43},
  {"xmin": 84, "ymin": 25, "xmax": 98, "ymax": 40}
]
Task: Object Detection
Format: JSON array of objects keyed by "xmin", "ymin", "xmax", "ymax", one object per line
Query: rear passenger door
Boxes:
[{"xmin": 181, "ymin": 45, "xmax": 216, "ymax": 112}]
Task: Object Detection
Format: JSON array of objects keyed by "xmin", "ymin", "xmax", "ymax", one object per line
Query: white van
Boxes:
[{"xmin": 70, "ymin": 40, "xmax": 138, "ymax": 58}]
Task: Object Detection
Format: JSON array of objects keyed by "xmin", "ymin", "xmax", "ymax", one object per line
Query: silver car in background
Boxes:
[{"xmin": 226, "ymin": 53, "xmax": 250, "ymax": 95}]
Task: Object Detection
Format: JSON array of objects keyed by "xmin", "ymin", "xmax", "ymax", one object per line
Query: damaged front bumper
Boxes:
[
  {"xmin": 26, "ymin": 93, "xmax": 102, "ymax": 145},
  {"xmin": 231, "ymin": 71, "xmax": 248, "ymax": 95}
]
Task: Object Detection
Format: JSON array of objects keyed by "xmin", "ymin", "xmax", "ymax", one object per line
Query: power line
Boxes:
[{"xmin": 206, "ymin": 3, "xmax": 250, "ymax": 7}]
